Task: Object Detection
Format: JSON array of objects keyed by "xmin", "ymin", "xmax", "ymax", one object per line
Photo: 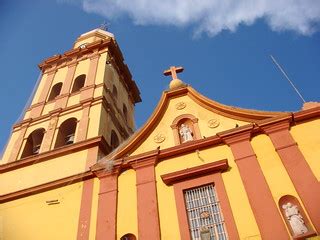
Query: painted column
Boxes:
[
  {"xmin": 219, "ymin": 127, "xmax": 289, "ymax": 239},
  {"xmin": 54, "ymin": 61, "xmax": 78, "ymax": 109},
  {"xmin": 95, "ymin": 169, "xmax": 119, "ymax": 240},
  {"xmin": 30, "ymin": 69, "xmax": 57, "ymax": 118},
  {"xmin": 80, "ymin": 53, "xmax": 100, "ymax": 102},
  {"xmin": 40, "ymin": 109, "xmax": 60, "ymax": 152},
  {"xmin": 77, "ymin": 146, "xmax": 100, "ymax": 240},
  {"xmin": 8, "ymin": 119, "xmax": 31, "ymax": 162},
  {"xmin": 262, "ymin": 120, "xmax": 320, "ymax": 232},
  {"xmin": 75, "ymin": 101, "xmax": 91, "ymax": 142},
  {"xmin": 131, "ymin": 152, "xmax": 161, "ymax": 240}
]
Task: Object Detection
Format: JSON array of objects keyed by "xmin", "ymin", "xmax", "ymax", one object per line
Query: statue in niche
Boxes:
[
  {"xmin": 282, "ymin": 202, "xmax": 308, "ymax": 236},
  {"xmin": 179, "ymin": 124, "xmax": 193, "ymax": 143}
]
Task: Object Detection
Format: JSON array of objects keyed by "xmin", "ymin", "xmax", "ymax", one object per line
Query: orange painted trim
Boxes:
[
  {"xmin": 263, "ymin": 124, "xmax": 320, "ymax": 233},
  {"xmin": 38, "ymin": 38, "xmax": 141, "ymax": 103},
  {"xmin": 161, "ymin": 159, "xmax": 228, "ymax": 185},
  {"xmin": 96, "ymin": 85, "xmax": 289, "ymax": 162},
  {"xmin": 170, "ymin": 173, "xmax": 239, "ymax": 240},
  {"xmin": 77, "ymin": 179, "xmax": 94, "ymax": 240},
  {"xmin": 131, "ymin": 155, "xmax": 161, "ymax": 240},
  {"xmin": 222, "ymin": 131, "xmax": 289, "ymax": 239},
  {"xmin": 0, "ymin": 171, "xmax": 93, "ymax": 203},
  {"xmin": 94, "ymin": 169, "xmax": 120, "ymax": 240},
  {"xmin": 0, "ymin": 136, "xmax": 109, "ymax": 173},
  {"xmin": 293, "ymin": 106, "xmax": 320, "ymax": 122}
]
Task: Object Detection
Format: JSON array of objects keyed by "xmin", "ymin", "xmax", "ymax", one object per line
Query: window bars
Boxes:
[{"xmin": 184, "ymin": 184, "xmax": 228, "ymax": 240}]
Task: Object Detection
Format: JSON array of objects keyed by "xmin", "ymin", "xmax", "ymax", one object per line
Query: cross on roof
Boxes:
[
  {"xmin": 99, "ymin": 21, "xmax": 109, "ymax": 31},
  {"xmin": 163, "ymin": 66, "xmax": 184, "ymax": 80}
]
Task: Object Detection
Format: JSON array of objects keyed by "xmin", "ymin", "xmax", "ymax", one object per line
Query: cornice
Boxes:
[
  {"xmin": 293, "ymin": 106, "xmax": 320, "ymax": 123},
  {"xmin": 0, "ymin": 136, "xmax": 109, "ymax": 173},
  {"xmin": 38, "ymin": 38, "xmax": 141, "ymax": 103},
  {"xmin": 0, "ymin": 171, "xmax": 94, "ymax": 204},
  {"xmin": 161, "ymin": 159, "xmax": 228, "ymax": 185},
  {"xmin": 217, "ymin": 124, "xmax": 254, "ymax": 145}
]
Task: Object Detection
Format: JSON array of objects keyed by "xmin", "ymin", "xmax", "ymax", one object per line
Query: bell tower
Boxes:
[{"xmin": 1, "ymin": 28, "xmax": 141, "ymax": 164}]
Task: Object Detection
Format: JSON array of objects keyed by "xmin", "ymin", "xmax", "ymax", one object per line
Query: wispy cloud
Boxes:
[{"xmin": 79, "ymin": 0, "xmax": 320, "ymax": 37}]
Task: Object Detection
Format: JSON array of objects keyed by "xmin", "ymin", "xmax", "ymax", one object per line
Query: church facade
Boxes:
[{"xmin": 0, "ymin": 29, "xmax": 319, "ymax": 240}]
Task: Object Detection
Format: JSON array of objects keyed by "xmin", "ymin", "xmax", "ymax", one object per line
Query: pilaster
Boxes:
[
  {"xmin": 130, "ymin": 151, "xmax": 161, "ymax": 240},
  {"xmin": 262, "ymin": 120, "xmax": 320, "ymax": 233},
  {"xmin": 219, "ymin": 127, "xmax": 289, "ymax": 239},
  {"xmin": 94, "ymin": 167, "xmax": 120, "ymax": 240}
]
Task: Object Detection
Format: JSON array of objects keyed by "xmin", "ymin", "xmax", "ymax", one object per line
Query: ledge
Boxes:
[
  {"xmin": 161, "ymin": 159, "xmax": 228, "ymax": 185},
  {"xmin": 0, "ymin": 171, "xmax": 94, "ymax": 204},
  {"xmin": 0, "ymin": 136, "xmax": 109, "ymax": 173}
]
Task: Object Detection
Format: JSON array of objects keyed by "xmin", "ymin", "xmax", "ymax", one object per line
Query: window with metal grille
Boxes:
[{"xmin": 184, "ymin": 184, "xmax": 228, "ymax": 240}]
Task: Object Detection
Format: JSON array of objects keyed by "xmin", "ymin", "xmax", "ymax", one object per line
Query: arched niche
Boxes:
[
  {"xmin": 120, "ymin": 233, "xmax": 136, "ymax": 240},
  {"xmin": 279, "ymin": 195, "xmax": 315, "ymax": 238},
  {"xmin": 110, "ymin": 130, "xmax": 119, "ymax": 150},
  {"xmin": 71, "ymin": 74, "xmax": 86, "ymax": 93},
  {"xmin": 54, "ymin": 118, "xmax": 77, "ymax": 149},
  {"xmin": 21, "ymin": 128, "xmax": 45, "ymax": 158},
  {"xmin": 123, "ymin": 104, "xmax": 128, "ymax": 122},
  {"xmin": 48, "ymin": 82, "xmax": 62, "ymax": 101},
  {"xmin": 112, "ymin": 85, "xmax": 118, "ymax": 99},
  {"xmin": 171, "ymin": 114, "xmax": 201, "ymax": 145}
]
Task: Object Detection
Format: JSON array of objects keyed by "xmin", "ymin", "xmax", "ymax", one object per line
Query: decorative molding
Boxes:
[
  {"xmin": 293, "ymin": 106, "xmax": 320, "ymax": 123},
  {"xmin": 218, "ymin": 124, "xmax": 253, "ymax": 145},
  {"xmin": 0, "ymin": 136, "xmax": 110, "ymax": 173},
  {"xmin": 0, "ymin": 171, "xmax": 94, "ymax": 204},
  {"xmin": 161, "ymin": 159, "xmax": 228, "ymax": 185},
  {"xmin": 175, "ymin": 102, "xmax": 186, "ymax": 110},
  {"xmin": 207, "ymin": 118, "xmax": 220, "ymax": 128},
  {"xmin": 153, "ymin": 133, "xmax": 166, "ymax": 143},
  {"xmin": 38, "ymin": 38, "xmax": 141, "ymax": 104}
]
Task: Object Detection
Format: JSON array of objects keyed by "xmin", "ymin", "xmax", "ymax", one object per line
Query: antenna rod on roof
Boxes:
[{"xmin": 270, "ymin": 54, "xmax": 306, "ymax": 103}]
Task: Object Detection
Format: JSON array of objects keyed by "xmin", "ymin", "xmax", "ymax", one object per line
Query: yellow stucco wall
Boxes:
[
  {"xmin": 290, "ymin": 119, "xmax": 320, "ymax": 181},
  {"xmin": 132, "ymin": 95, "xmax": 249, "ymax": 155},
  {"xmin": 155, "ymin": 145, "xmax": 260, "ymax": 239},
  {"xmin": 0, "ymin": 149, "xmax": 88, "ymax": 195},
  {"xmin": 0, "ymin": 182, "xmax": 82, "ymax": 240},
  {"xmin": 1, "ymin": 131, "xmax": 20, "ymax": 164},
  {"xmin": 117, "ymin": 169, "xmax": 138, "ymax": 238},
  {"xmin": 30, "ymin": 73, "xmax": 47, "ymax": 105},
  {"xmin": 251, "ymin": 134, "xmax": 317, "ymax": 233}
]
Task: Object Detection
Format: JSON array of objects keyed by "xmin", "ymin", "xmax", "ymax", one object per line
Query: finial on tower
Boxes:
[
  {"xmin": 163, "ymin": 66, "xmax": 186, "ymax": 90},
  {"xmin": 99, "ymin": 20, "xmax": 109, "ymax": 31}
]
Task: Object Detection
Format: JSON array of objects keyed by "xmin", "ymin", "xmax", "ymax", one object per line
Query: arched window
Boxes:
[
  {"xmin": 171, "ymin": 114, "xmax": 201, "ymax": 145},
  {"xmin": 112, "ymin": 85, "xmax": 118, "ymax": 99},
  {"xmin": 48, "ymin": 82, "xmax": 62, "ymax": 101},
  {"xmin": 110, "ymin": 130, "xmax": 119, "ymax": 150},
  {"xmin": 71, "ymin": 74, "xmax": 86, "ymax": 93},
  {"xmin": 21, "ymin": 128, "xmax": 45, "ymax": 158},
  {"xmin": 123, "ymin": 104, "xmax": 128, "ymax": 122},
  {"xmin": 279, "ymin": 195, "xmax": 315, "ymax": 238},
  {"xmin": 120, "ymin": 233, "xmax": 136, "ymax": 240},
  {"xmin": 54, "ymin": 118, "xmax": 77, "ymax": 148}
]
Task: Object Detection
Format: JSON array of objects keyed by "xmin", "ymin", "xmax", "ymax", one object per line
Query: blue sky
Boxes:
[{"xmin": 1, "ymin": 0, "xmax": 319, "ymax": 152}]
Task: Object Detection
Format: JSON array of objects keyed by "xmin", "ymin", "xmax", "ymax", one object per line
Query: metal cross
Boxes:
[{"xmin": 99, "ymin": 21, "xmax": 109, "ymax": 31}]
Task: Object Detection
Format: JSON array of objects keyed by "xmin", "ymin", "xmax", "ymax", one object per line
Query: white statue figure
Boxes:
[
  {"xmin": 179, "ymin": 124, "xmax": 193, "ymax": 143},
  {"xmin": 282, "ymin": 202, "xmax": 308, "ymax": 236}
]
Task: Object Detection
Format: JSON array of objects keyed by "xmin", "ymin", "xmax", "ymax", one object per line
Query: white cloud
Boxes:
[{"xmin": 80, "ymin": 0, "xmax": 320, "ymax": 36}]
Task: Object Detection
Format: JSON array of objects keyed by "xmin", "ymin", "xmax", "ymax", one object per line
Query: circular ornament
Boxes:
[
  {"xmin": 208, "ymin": 118, "xmax": 220, "ymax": 128},
  {"xmin": 154, "ymin": 133, "xmax": 166, "ymax": 143},
  {"xmin": 175, "ymin": 102, "xmax": 186, "ymax": 110}
]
